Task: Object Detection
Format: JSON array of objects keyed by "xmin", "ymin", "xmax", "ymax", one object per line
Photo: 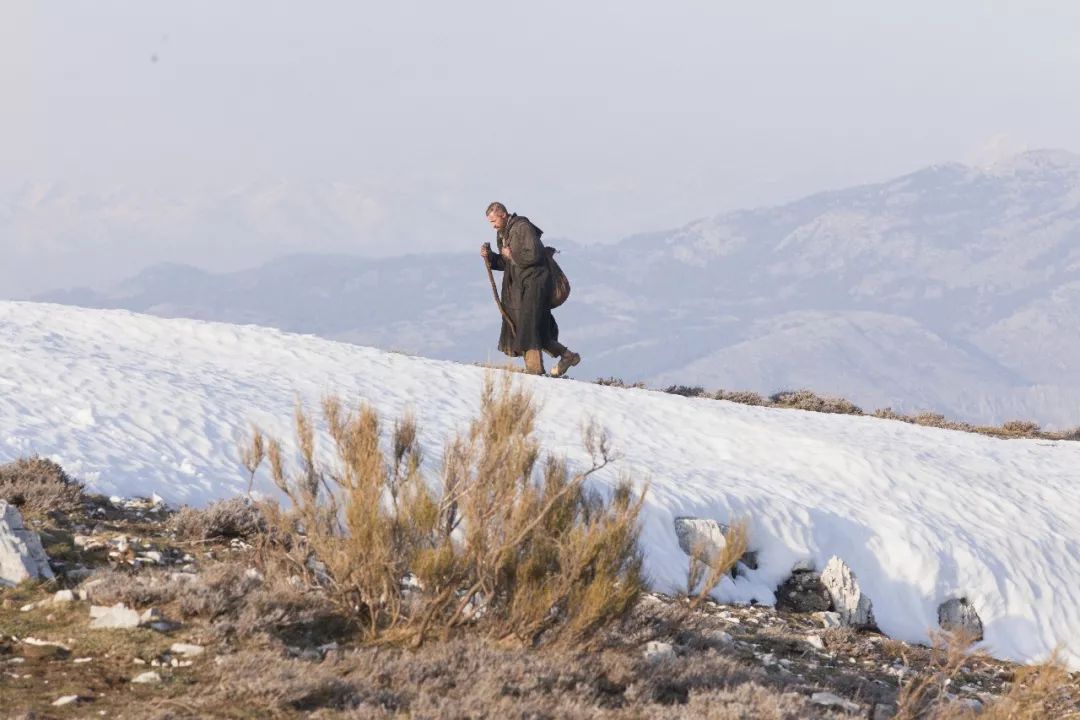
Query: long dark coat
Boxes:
[{"xmin": 488, "ymin": 214, "xmax": 559, "ymax": 357}]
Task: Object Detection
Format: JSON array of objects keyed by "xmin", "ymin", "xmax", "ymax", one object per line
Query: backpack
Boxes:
[{"xmin": 545, "ymin": 246, "xmax": 571, "ymax": 308}]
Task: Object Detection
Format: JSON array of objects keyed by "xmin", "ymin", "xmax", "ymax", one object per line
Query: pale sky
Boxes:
[{"xmin": 5, "ymin": 1, "xmax": 1080, "ymax": 290}]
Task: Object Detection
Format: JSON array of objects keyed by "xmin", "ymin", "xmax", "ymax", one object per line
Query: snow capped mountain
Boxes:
[
  {"xmin": 24, "ymin": 150, "xmax": 1080, "ymax": 427},
  {"xmin": 2, "ymin": 301, "xmax": 1079, "ymax": 669}
]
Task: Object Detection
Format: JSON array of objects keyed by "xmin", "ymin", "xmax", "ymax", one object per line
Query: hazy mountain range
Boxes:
[{"xmin": 30, "ymin": 149, "xmax": 1080, "ymax": 427}]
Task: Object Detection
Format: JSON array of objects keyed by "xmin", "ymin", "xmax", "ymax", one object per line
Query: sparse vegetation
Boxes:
[
  {"xmin": 594, "ymin": 378, "xmax": 1079, "ymax": 441},
  {"xmin": 172, "ymin": 496, "xmax": 266, "ymax": 541},
  {"xmin": 0, "ymin": 454, "xmax": 85, "ymax": 519},
  {"xmin": 769, "ymin": 389, "xmax": 863, "ymax": 415},
  {"xmin": 249, "ymin": 374, "xmax": 647, "ymax": 648}
]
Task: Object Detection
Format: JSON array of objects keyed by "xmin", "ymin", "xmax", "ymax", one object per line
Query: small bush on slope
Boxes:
[
  {"xmin": 173, "ymin": 496, "xmax": 266, "ymax": 541},
  {"xmin": 249, "ymin": 373, "xmax": 647, "ymax": 648},
  {"xmin": 0, "ymin": 455, "xmax": 85, "ymax": 519}
]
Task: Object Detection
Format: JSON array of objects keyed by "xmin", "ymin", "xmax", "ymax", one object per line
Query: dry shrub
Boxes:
[
  {"xmin": 251, "ymin": 374, "xmax": 647, "ymax": 648},
  {"xmin": 0, "ymin": 455, "xmax": 85, "ymax": 519},
  {"xmin": 894, "ymin": 632, "xmax": 1077, "ymax": 720},
  {"xmin": 1000, "ymin": 419, "xmax": 1041, "ymax": 436},
  {"xmin": 893, "ymin": 630, "xmax": 975, "ymax": 719},
  {"xmin": 663, "ymin": 385, "xmax": 708, "ymax": 398},
  {"xmin": 173, "ymin": 497, "xmax": 266, "ymax": 541},
  {"xmin": 685, "ymin": 521, "xmax": 748, "ymax": 609},
  {"xmin": 713, "ymin": 390, "xmax": 767, "ymax": 406},
  {"xmin": 595, "ymin": 377, "xmax": 647, "ymax": 389},
  {"xmin": 769, "ymin": 390, "xmax": 863, "ymax": 415},
  {"xmin": 960, "ymin": 658, "xmax": 1076, "ymax": 719}
]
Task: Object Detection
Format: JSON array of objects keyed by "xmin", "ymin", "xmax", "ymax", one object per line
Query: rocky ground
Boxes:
[{"xmin": 2, "ymin": 495, "xmax": 1079, "ymax": 719}]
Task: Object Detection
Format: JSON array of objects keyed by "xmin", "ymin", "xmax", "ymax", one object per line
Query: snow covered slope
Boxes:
[
  {"xmin": 2, "ymin": 301, "xmax": 1079, "ymax": 669},
  {"xmin": 32, "ymin": 149, "xmax": 1080, "ymax": 428}
]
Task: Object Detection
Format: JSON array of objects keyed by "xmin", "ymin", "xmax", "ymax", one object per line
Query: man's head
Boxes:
[{"xmin": 485, "ymin": 201, "xmax": 509, "ymax": 230}]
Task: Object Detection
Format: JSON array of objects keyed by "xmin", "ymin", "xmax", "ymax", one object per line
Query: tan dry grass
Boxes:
[{"xmin": 248, "ymin": 373, "xmax": 647, "ymax": 648}]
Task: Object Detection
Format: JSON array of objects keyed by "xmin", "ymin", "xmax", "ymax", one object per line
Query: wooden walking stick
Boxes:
[{"xmin": 483, "ymin": 243, "xmax": 516, "ymax": 337}]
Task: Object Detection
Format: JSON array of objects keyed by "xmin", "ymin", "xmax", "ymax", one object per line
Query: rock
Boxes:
[
  {"xmin": 813, "ymin": 611, "xmax": 843, "ymax": 628},
  {"xmin": 643, "ymin": 641, "xmax": 676, "ymax": 663},
  {"xmin": 90, "ymin": 604, "xmax": 141, "ymax": 629},
  {"xmin": 938, "ymin": 597, "xmax": 984, "ymax": 641},
  {"xmin": 792, "ymin": 558, "xmax": 815, "ymax": 572},
  {"xmin": 775, "ymin": 569, "xmax": 832, "ymax": 613},
  {"xmin": 150, "ymin": 621, "xmax": 180, "ymax": 633},
  {"xmin": 673, "ymin": 516, "xmax": 758, "ymax": 577},
  {"xmin": 811, "ymin": 691, "xmax": 861, "ymax": 713},
  {"xmin": 707, "ymin": 630, "xmax": 734, "ymax": 647},
  {"xmin": 169, "ymin": 643, "xmax": 204, "ymax": 657},
  {"xmin": 20, "ymin": 602, "xmax": 38, "ymax": 612},
  {"xmin": 131, "ymin": 670, "xmax": 162, "ymax": 684},
  {"xmin": 872, "ymin": 703, "xmax": 898, "ymax": 719},
  {"xmin": 140, "ymin": 551, "xmax": 163, "ymax": 564},
  {"xmin": 673, "ymin": 517, "xmax": 729, "ymax": 561},
  {"xmin": 820, "ymin": 557, "xmax": 876, "ymax": 629},
  {"xmin": 0, "ymin": 500, "xmax": 55, "ymax": 586},
  {"xmin": 805, "ymin": 634, "xmax": 826, "ymax": 650},
  {"xmin": 20, "ymin": 641, "xmax": 70, "ymax": 660},
  {"xmin": 52, "ymin": 695, "xmax": 80, "ymax": 706},
  {"xmin": 53, "ymin": 589, "xmax": 75, "ymax": 604},
  {"xmin": 140, "ymin": 608, "xmax": 164, "ymax": 624}
]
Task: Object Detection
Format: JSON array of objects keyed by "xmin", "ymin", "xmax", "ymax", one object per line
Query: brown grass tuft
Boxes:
[{"xmin": 250, "ymin": 373, "xmax": 647, "ymax": 648}]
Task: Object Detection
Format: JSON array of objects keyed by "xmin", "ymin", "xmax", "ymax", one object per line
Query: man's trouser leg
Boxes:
[
  {"xmin": 544, "ymin": 340, "xmax": 568, "ymax": 358},
  {"xmin": 524, "ymin": 349, "xmax": 546, "ymax": 375}
]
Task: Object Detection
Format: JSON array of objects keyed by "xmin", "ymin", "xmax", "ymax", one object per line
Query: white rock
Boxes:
[
  {"xmin": 643, "ymin": 640, "xmax": 676, "ymax": 663},
  {"xmin": 53, "ymin": 589, "xmax": 75, "ymax": 603},
  {"xmin": 806, "ymin": 634, "xmax": 826, "ymax": 650},
  {"xmin": 673, "ymin": 517, "xmax": 728, "ymax": 562},
  {"xmin": 131, "ymin": 670, "xmax": 161, "ymax": 684},
  {"xmin": 73, "ymin": 657, "xmax": 93, "ymax": 663},
  {"xmin": 20, "ymin": 602, "xmax": 38, "ymax": 612},
  {"xmin": 90, "ymin": 604, "xmax": 141, "ymax": 629},
  {"xmin": 792, "ymin": 558, "xmax": 816, "ymax": 572},
  {"xmin": 169, "ymin": 643, "xmax": 204, "ymax": 657},
  {"xmin": 0, "ymin": 501, "xmax": 55, "ymax": 586},
  {"xmin": 24, "ymin": 637, "xmax": 71, "ymax": 650},
  {"xmin": 811, "ymin": 691, "xmax": 861, "ymax": 712},
  {"xmin": 140, "ymin": 551, "xmax": 163, "ymax": 563},
  {"xmin": 820, "ymin": 556, "xmax": 875, "ymax": 628},
  {"xmin": 52, "ymin": 695, "xmax": 79, "ymax": 706}
]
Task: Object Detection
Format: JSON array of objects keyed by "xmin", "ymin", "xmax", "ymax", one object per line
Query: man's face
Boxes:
[{"xmin": 487, "ymin": 210, "xmax": 508, "ymax": 231}]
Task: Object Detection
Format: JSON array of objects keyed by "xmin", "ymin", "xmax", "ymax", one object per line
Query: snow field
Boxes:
[{"xmin": 2, "ymin": 301, "xmax": 1079, "ymax": 668}]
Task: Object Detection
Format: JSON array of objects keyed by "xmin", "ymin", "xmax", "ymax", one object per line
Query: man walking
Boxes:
[{"xmin": 480, "ymin": 202, "xmax": 581, "ymax": 376}]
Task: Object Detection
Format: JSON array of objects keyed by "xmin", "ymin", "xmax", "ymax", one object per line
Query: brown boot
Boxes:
[
  {"xmin": 550, "ymin": 350, "xmax": 581, "ymax": 378},
  {"xmin": 524, "ymin": 350, "xmax": 546, "ymax": 375}
]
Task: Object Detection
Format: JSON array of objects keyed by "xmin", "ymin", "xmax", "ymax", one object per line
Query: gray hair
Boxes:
[{"xmin": 485, "ymin": 201, "xmax": 508, "ymax": 216}]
